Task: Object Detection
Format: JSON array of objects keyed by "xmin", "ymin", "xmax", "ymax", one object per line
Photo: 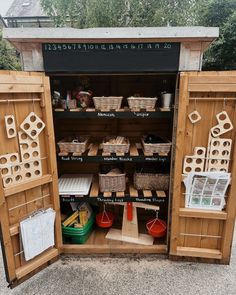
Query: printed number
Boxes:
[{"xmin": 164, "ymin": 43, "xmax": 171, "ymax": 49}]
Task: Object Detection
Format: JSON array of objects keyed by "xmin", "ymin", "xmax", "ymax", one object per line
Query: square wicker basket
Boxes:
[
  {"xmin": 127, "ymin": 97, "xmax": 157, "ymax": 110},
  {"xmin": 102, "ymin": 137, "xmax": 130, "ymax": 154},
  {"xmin": 142, "ymin": 137, "xmax": 172, "ymax": 154},
  {"xmin": 57, "ymin": 136, "xmax": 89, "ymax": 154},
  {"xmin": 93, "ymin": 96, "xmax": 123, "ymax": 111},
  {"xmin": 99, "ymin": 173, "xmax": 126, "ymax": 192},
  {"xmin": 134, "ymin": 172, "xmax": 170, "ymax": 191}
]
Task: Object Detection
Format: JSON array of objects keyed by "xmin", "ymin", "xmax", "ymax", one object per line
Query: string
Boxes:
[{"xmin": 223, "ymin": 98, "xmax": 226, "ymax": 110}]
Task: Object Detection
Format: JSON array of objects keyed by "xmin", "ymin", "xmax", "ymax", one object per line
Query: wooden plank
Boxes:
[
  {"xmin": 15, "ymin": 248, "xmax": 59, "ymax": 280},
  {"xmin": 89, "ymin": 179, "xmax": 99, "ymax": 197},
  {"xmin": 103, "ymin": 192, "xmax": 112, "ymax": 197},
  {"xmin": 41, "ymin": 76, "xmax": 62, "ymax": 251},
  {"xmin": 129, "ymin": 183, "xmax": 138, "ymax": 197},
  {"xmin": 170, "ymin": 73, "xmax": 189, "ymax": 256},
  {"xmin": 156, "ymin": 191, "xmax": 166, "ymax": 198},
  {"xmin": 4, "ymin": 174, "xmax": 52, "ymax": 197},
  {"xmin": 0, "ymin": 75, "xmax": 43, "ymax": 84},
  {"xmin": 143, "ymin": 190, "xmax": 152, "ymax": 197},
  {"xmin": 0, "ymin": 184, "xmax": 16, "ymax": 282},
  {"xmin": 0, "ymin": 84, "xmax": 44, "ymax": 93},
  {"xmin": 88, "ymin": 144, "xmax": 99, "ymax": 156},
  {"xmin": 129, "ymin": 143, "xmax": 139, "ymax": 156},
  {"xmin": 189, "ymin": 76, "xmax": 236, "ymax": 84},
  {"xmin": 188, "ymin": 84, "xmax": 236, "ymax": 92},
  {"xmin": 179, "ymin": 208, "xmax": 227, "ymax": 220},
  {"xmin": 176, "ymin": 246, "xmax": 222, "ymax": 259},
  {"xmin": 62, "ymin": 244, "xmax": 167, "ymax": 254}
]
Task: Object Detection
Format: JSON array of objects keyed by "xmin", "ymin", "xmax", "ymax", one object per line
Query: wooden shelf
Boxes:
[
  {"xmin": 176, "ymin": 246, "xmax": 222, "ymax": 259},
  {"xmin": 179, "ymin": 208, "xmax": 227, "ymax": 220},
  {"xmin": 54, "ymin": 108, "xmax": 173, "ymax": 119},
  {"xmin": 58, "ymin": 143, "xmax": 170, "ymax": 163},
  {"xmin": 60, "ymin": 178, "xmax": 167, "ymax": 203},
  {"xmin": 62, "ymin": 227, "xmax": 167, "ymax": 254}
]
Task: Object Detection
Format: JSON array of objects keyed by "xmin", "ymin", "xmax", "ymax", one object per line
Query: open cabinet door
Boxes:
[
  {"xmin": 170, "ymin": 71, "xmax": 236, "ymax": 264},
  {"xmin": 0, "ymin": 71, "xmax": 62, "ymax": 287}
]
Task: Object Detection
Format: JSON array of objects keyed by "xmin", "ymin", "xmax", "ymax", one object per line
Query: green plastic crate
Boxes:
[{"xmin": 62, "ymin": 214, "xmax": 95, "ymax": 244}]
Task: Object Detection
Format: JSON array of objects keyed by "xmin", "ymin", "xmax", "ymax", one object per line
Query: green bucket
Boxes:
[{"xmin": 62, "ymin": 214, "xmax": 95, "ymax": 244}]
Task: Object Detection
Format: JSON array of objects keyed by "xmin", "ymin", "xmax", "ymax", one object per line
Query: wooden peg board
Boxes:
[
  {"xmin": 4, "ymin": 115, "xmax": 17, "ymax": 138},
  {"xmin": 18, "ymin": 131, "xmax": 41, "ymax": 162},
  {"xmin": 20, "ymin": 112, "xmax": 45, "ymax": 140},
  {"xmin": 188, "ymin": 110, "xmax": 201, "ymax": 124},
  {"xmin": 0, "ymin": 153, "xmax": 20, "ymax": 177},
  {"xmin": 183, "ymin": 147, "xmax": 206, "ymax": 174},
  {"xmin": 211, "ymin": 111, "xmax": 233, "ymax": 138}
]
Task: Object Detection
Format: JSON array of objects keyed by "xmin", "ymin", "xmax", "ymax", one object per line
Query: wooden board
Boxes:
[
  {"xmin": 0, "ymin": 71, "xmax": 61, "ymax": 286},
  {"xmin": 170, "ymin": 71, "xmax": 236, "ymax": 264}
]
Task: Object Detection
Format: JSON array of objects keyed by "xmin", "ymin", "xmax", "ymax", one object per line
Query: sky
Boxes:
[{"xmin": 0, "ymin": 0, "xmax": 14, "ymax": 16}]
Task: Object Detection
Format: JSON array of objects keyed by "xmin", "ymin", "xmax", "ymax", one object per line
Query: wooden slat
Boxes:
[
  {"xmin": 116, "ymin": 191, "xmax": 125, "ymax": 197},
  {"xmin": 4, "ymin": 174, "xmax": 52, "ymax": 197},
  {"xmin": 89, "ymin": 179, "xmax": 99, "ymax": 197},
  {"xmin": 0, "ymin": 84, "xmax": 44, "ymax": 93},
  {"xmin": 0, "ymin": 75, "xmax": 43, "ymax": 84},
  {"xmin": 88, "ymin": 144, "xmax": 99, "ymax": 156},
  {"xmin": 188, "ymin": 84, "xmax": 236, "ymax": 92},
  {"xmin": 129, "ymin": 183, "xmax": 138, "ymax": 197},
  {"xmin": 189, "ymin": 76, "xmax": 236, "ymax": 84},
  {"xmin": 176, "ymin": 246, "xmax": 222, "ymax": 259},
  {"xmin": 130, "ymin": 143, "xmax": 139, "ymax": 156},
  {"xmin": 156, "ymin": 191, "xmax": 166, "ymax": 198},
  {"xmin": 179, "ymin": 208, "xmax": 227, "ymax": 220},
  {"xmin": 15, "ymin": 248, "xmax": 59, "ymax": 280},
  {"xmin": 143, "ymin": 190, "xmax": 152, "ymax": 197},
  {"xmin": 103, "ymin": 192, "xmax": 112, "ymax": 197},
  {"xmin": 42, "ymin": 76, "xmax": 62, "ymax": 251}
]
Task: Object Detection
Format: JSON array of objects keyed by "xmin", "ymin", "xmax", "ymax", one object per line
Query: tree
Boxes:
[
  {"xmin": 199, "ymin": 0, "xmax": 236, "ymax": 70},
  {"xmin": 40, "ymin": 0, "xmax": 202, "ymax": 28},
  {"xmin": 0, "ymin": 30, "xmax": 21, "ymax": 70}
]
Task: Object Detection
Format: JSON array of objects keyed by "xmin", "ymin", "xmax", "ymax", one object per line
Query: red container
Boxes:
[
  {"xmin": 96, "ymin": 211, "xmax": 114, "ymax": 228},
  {"xmin": 146, "ymin": 218, "xmax": 167, "ymax": 238}
]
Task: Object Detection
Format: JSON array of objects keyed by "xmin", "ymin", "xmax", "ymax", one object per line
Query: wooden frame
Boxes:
[
  {"xmin": 170, "ymin": 71, "xmax": 236, "ymax": 264},
  {"xmin": 0, "ymin": 71, "xmax": 62, "ymax": 286}
]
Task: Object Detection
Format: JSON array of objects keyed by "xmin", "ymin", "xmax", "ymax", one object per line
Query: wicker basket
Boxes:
[
  {"xmin": 93, "ymin": 96, "xmax": 123, "ymax": 111},
  {"xmin": 102, "ymin": 137, "xmax": 130, "ymax": 154},
  {"xmin": 57, "ymin": 136, "xmax": 89, "ymax": 154},
  {"xmin": 142, "ymin": 137, "xmax": 171, "ymax": 154},
  {"xmin": 127, "ymin": 97, "xmax": 157, "ymax": 110},
  {"xmin": 99, "ymin": 173, "xmax": 126, "ymax": 192},
  {"xmin": 134, "ymin": 172, "xmax": 169, "ymax": 191}
]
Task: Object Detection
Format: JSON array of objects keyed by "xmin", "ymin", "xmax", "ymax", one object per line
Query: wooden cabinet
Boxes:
[{"xmin": 0, "ymin": 70, "xmax": 236, "ymax": 287}]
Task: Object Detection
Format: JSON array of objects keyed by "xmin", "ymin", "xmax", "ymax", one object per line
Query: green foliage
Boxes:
[
  {"xmin": 200, "ymin": 0, "xmax": 236, "ymax": 70},
  {"xmin": 0, "ymin": 30, "xmax": 21, "ymax": 70},
  {"xmin": 40, "ymin": 0, "xmax": 202, "ymax": 28}
]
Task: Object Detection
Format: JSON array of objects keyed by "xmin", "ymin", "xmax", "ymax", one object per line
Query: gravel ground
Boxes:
[{"xmin": 0, "ymin": 229, "xmax": 235, "ymax": 295}]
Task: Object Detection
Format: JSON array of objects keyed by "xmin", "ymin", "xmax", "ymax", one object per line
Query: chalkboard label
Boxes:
[{"xmin": 42, "ymin": 42, "xmax": 180, "ymax": 73}]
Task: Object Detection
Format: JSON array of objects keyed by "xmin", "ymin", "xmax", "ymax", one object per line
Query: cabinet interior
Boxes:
[{"xmin": 51, "ymin": 73, "xmax": 177, "ymax": 253}]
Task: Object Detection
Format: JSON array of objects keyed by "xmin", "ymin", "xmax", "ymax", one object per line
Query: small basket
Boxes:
[
  {"xmin": 142, "ymin": 137, "xmax": 171, "ymax": 155},
  {"xmin": 99, "ymin": 173, "xmax": 126, "ymax": 192},
  {"xmin": 67, "ymin": 99, "xmax": 77, "ymax": 109},
  {"xmin": 102, "ymin": 137, "xmax": 130, "ymax": 154},
  {"xmin": 134, "ymin": 172, "xmax": 169, "ymax": 191},
  {"xmin": 93, "ymin": 96, "xmax": 123, "ymax": 111},
  {"xmin": 127, "ymin": 97, "xmax": 157, "ymax": 110},
  {"xmin": 57, "ymin": 136, "xmax": 89, "ymax": 154}
]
